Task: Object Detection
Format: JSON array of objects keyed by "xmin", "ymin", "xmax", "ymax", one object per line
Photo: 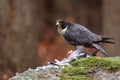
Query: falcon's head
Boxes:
[{"xmin": 56, "ymin": 19, "xmax": 69, "ymax": 36}]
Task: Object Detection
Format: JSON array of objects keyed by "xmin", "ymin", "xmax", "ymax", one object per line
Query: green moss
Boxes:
[
  {"xmin": 61, "ymin": 57, "xmax": 120, "ymax": 80},
  {"xmin": 62, "ymin": 67, "xmax": 87, "ymax": 75},
  {"xmin": 72, "ymin": 57, "xmax": 120, "ymax": 72},
  {"xmin": 61, "ymin": 75, "xmax": 92, "ymax": 80}
]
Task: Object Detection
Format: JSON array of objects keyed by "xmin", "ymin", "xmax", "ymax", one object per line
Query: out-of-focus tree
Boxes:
[
  {"xmin": 102, "ymin": 0, "xmax": 120, "ymax": 56},
  {"xmin": 0, "ymin": 0, "xmax": 43, "ymax": 79}
]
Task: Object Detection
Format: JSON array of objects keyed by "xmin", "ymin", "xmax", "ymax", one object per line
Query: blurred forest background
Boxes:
[{"xmin": 0, "ymin": 0, "xmax": 120, "ymax": 79}]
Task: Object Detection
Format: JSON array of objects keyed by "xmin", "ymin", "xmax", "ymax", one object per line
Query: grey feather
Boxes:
[
  {"xmin": 64, "ymin": 24, "xmax": 102, "ymax": 45},
  {"xmin": 92, "ymin": 43, "xmax": 109, "ymax": 57}
]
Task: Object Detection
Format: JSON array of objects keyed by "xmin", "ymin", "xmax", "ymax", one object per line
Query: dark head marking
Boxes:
[{"xmin": 56, "ymin": 19, "xmax": 67, "ymax": 29}]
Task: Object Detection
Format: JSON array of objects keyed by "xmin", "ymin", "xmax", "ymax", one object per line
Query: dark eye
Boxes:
[{"xmin": 61, "ymin": 23, "xmax": 66, "ymax": 29}]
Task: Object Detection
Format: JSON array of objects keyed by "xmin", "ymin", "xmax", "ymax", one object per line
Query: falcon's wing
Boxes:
[{"xmin": 64, "ymin": 24, "xmax": 101, "ymax": 45}]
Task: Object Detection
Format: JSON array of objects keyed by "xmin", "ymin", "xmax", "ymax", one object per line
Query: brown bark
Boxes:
[{"xmin": 0, "ymin": 0, "xmax": 41, "ymax": 71}]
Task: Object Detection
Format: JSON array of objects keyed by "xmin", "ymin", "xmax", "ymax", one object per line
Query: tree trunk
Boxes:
[
  {"xmin": 0, "ymin": 0, "xmax": 40, "ymax": 71},
  {"xmin": 102, "ymin": 0, "xmax": 120, "ymax": 56}
]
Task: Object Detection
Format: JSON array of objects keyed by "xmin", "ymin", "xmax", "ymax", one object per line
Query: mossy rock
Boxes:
[
  {"xmin": 61, "ymin": 57, "xmax": 120, "ymax": 80},
  {"xmin": 72, "ymin": 57, "xmax": 120, "ymax": 72},
  {"xmin": 62, "ymin": 67, "xmax": 87, "ymax": 75},
  {"xmin": 61, "ymin": 75, "xmax": 92, "ymax": 80}
]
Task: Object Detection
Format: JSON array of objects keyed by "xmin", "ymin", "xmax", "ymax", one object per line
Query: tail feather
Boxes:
[
  {"xmin": 101, "ymin": 37, "xmax": 115, "ymax": 44},
  {"xmin": 92, "ymin": 43, "xmax": 109, "ymax": 57}
]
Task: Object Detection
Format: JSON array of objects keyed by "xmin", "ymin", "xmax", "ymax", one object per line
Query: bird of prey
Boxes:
[{"xmin": 56, "ymin": 19, "xmax": 114, "ymax": 57}]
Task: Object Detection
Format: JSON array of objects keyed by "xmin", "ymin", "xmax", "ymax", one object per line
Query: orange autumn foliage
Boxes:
[{"xmin": 38, "ymin": 29, "xmax": 74, "ymax": 65}]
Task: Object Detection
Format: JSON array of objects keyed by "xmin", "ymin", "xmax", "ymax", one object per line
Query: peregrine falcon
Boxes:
[{"xmin": 56, "ymin": 19, "xmax": 115, "ymax": 57}]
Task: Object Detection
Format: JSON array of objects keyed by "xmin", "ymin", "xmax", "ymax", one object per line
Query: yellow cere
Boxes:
[{"xmin": 56, "ymin": 22, "xmax": 60, "ymax": 26}]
